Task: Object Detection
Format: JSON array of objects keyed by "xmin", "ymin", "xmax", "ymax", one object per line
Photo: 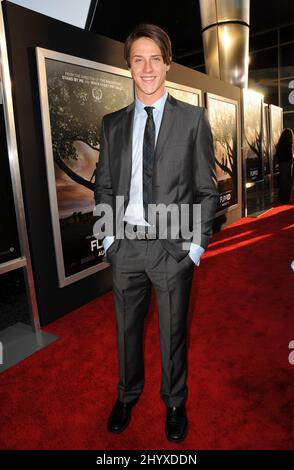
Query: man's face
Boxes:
[{"xmin": 129, "ymin": 37, "xmax": 170, "ymax": 104}]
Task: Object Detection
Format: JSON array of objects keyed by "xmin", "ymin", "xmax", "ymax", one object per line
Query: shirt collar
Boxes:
[{"xmin": 135, "ymin": 90, "xmax": 168, "ymax": 114}]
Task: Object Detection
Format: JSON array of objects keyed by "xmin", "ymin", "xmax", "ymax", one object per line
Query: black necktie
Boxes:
[{"xmin": 143, "ymin": 106, "xmax": 155, "ymax": 222}]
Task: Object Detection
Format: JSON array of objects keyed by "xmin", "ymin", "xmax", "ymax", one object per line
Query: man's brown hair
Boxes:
[{"xmin": 124, "ymin": 23, "xmax": 172, "ymax": 68}]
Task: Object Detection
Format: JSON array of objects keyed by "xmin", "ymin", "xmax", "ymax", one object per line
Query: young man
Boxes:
[{"xmin": 94, "ymin": 24, "xmax": 218, "ymax": 442}]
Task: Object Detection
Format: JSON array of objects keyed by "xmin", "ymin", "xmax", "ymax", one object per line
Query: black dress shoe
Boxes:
[
  {"xmin": 107, "ymin": 398, "xmax": 138, "ymax": 433},
  {"xmin": 165, "ymin": 405, "xmax": 188, "ymax": 442}
]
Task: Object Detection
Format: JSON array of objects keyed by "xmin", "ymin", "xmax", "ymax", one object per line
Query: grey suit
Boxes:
[{"xmin": 95, "ymin": 94, "xmax": 218, "ymax": 406}]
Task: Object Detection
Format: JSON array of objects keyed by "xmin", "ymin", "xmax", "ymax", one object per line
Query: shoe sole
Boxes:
[
  {"xmin": 107, "ymin": 416, "xmax": 131, "ymax": 434},
  {"xmin": 165, "ymin": 424, "xmax": 188, "ymax": 443},
  {"xmin": 107, "ymin": 399, "xmax": 139, "ymax": 434}
]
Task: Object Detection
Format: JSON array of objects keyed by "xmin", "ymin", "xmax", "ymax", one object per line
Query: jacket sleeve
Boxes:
[
  {"xmin": 94, "ymin": 116, "xmax": 115, "ymax": 238},
  {"xmin": 192, "ymin": 108, "xmax": 218, "ymax": 250},
  {"xmin": 94, "ymin": 116, "xmax": 114, "ymax": 208}
]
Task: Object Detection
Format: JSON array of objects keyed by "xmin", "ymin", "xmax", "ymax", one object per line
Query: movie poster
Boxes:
[
  {"xmin": 269, "ymin": 105, "xmax": 283, "ymax": 174},
  {"xmin": 206, "ymin": 94, "xmax": 238, "ymax": 212},
  {"xmin": 36, "ymin": 48, "xmax": 134, "ymax": 287},
  {"xmin": 243, "ymin": 89, "xmax": 263, "ymax": 182},
  {"xmin": 166, "ymin": 81, "xmax": 201, "ymax": 106}
]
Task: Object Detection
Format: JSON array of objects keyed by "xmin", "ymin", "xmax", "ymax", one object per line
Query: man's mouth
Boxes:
[{"xmin": 141, "ymin": 76, "xmax": 156, "ymax": 82}]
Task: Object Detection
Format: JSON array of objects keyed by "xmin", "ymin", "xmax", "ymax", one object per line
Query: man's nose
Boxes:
[{"xmin": 143, "ymin": 60, "xmax": 152, "ymax": 72}]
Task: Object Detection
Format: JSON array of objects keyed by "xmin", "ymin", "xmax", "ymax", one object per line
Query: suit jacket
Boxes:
[{"xmin": 94, "ymin": 94, "xmax": 218, "ymax": 262}]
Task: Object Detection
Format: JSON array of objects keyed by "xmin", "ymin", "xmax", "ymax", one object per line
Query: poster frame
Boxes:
[
  {"xmin": 269, "ymin": 104, "xmax": 283, "ymax": 175},
  {"xmin": 165, "ymin": 80, "xmax": 202, "ymax": 106},
  {"xmin": 36, "ymin": 47, "xmax": 133, "ymax": 287},
  {"xmin": 242, "ymin": 89, "xmax": 264, "ymax": 183},
  {"xmin": 206, "ymin": 92, "xmax": 240, "ymax": 216}
]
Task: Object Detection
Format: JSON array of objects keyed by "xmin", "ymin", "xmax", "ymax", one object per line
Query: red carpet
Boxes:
[{"xmin": 0, "ymin": 201, "xmax": 293, "ymax": 450}]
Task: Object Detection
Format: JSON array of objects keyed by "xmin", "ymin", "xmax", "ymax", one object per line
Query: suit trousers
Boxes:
[{"xmin": 106, "ymin": 236, "xmax": 194, "ymax": 407}]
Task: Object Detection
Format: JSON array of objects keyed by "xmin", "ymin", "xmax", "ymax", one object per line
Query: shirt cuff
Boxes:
[
  {"xmin": 188, "ymin": 243, "xmax": 205, "ymax": 266},
  {"xmin": 103, "ymin": 236, "xmax": 115, "ymax": 253}
]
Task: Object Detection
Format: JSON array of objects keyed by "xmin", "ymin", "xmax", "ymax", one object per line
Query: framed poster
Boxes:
[
  {"xmin": 206, "ymin": 93, "xmax": 239, "ymax": 213},
  {"xmin": 243, "ymin": 89, "xmax": 263, "ymax": 182},
  {"xmin": 269, "ymin": 104, "xmax": 283, "ymax": 174},
  {"xmin": 165, "ymin": 81, "xmax": 202, "ymax": 106},
  {"xmin": 36, "ymin": 48, "xmax": 134, "ymax": 287},
  {"xmin": 263, "ymin": 103, "xmax": 271, "ymax": 176}
]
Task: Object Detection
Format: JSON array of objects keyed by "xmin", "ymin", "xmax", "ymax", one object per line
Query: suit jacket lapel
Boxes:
[
  {"xmin": 154, "ymin": 93, "xmax": 177, "ymax": 162},
  {"xmin": 118, "ymin": 94, "xmax": 177, "ymax": 196},
  {"xmin": 120, "ymin": 102, "xmax": 134, "ymax": 197}
]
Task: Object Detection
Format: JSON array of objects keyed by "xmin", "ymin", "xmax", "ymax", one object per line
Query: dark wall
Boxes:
[
  {"xmin": 2, "ymin": 1, "xmax": 242, "ymax": 325},
  {"xmin": 2, "ymin": 1, "xmax": 124, "ymax": 325}
]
